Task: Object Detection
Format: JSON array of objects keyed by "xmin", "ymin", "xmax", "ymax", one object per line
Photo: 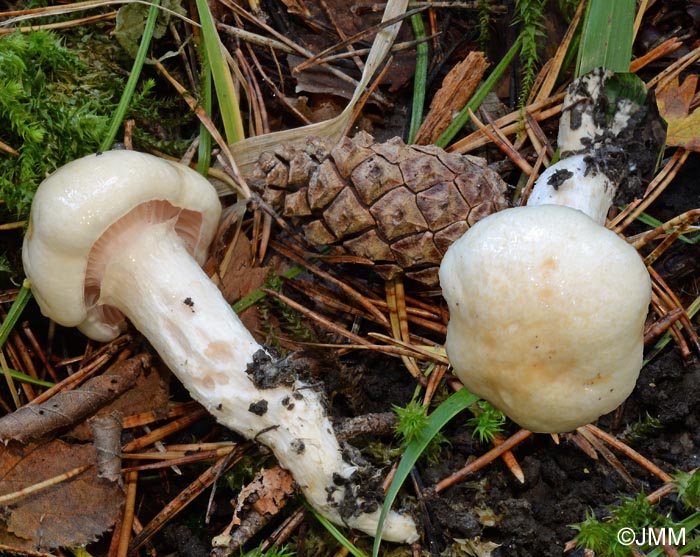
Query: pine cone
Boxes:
[{"xmin": 252, "ymin": 131, "xmax": 508, "ymax": 285}]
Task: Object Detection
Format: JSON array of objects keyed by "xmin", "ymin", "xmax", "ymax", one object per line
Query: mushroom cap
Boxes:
[
  {"xmin": 439, "ymin": 205, "xmax": 651, "ymax": 433},
  {"xmin": 22, "ymin": 151, "xmax": 222, "ymax": 342}
]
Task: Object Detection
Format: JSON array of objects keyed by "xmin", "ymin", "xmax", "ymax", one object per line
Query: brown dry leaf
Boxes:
[
  {"xmin": 89, "ymin": 411, "xmax": 123, "ymax": 483},
  {"xmin": 216, "ymin": 233, "xmax": 284, "ymax": 335},
  {"xmin": 231, "ymin": 465, "xmax": 295, "ymax": 526},
  {"xmin": 288, "ymin": 95, "xmax": 346, "ymax": 124},
  {"xmin": 217, "ymin": 233, "xmax": 276, "ymax": 304},
  {"xmin": 0, "ymin": 439, "xmax": 123, "ymax": 551},
  {"xmin": 289, "ymin": 54, "xmax": 358, "ymax": 100},
  {"xmin": 656, "ymin": 74, "xmax": 700, "ymax": 150},
  {"xmin": 213, "ymin": 466, "xmax": 296, "ymax": 555}
]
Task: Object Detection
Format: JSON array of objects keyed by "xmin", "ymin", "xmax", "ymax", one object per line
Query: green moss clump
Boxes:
[
  {"xmin": 0, "ymin": 30, "xmax": 114, "ymax": 218},
  {"xmin": 0, "ymin": 27, "xmax": 194, "ymax": 220}
]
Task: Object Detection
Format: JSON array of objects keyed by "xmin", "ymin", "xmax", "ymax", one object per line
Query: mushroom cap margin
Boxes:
[{"xmin": 22, "ymin": 150, "xmax": 222, "ymax": 338}]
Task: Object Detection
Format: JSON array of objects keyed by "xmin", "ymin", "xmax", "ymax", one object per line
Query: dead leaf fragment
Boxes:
[
  {"xmin": 232, "ymin": 465, "xmax": 295, "ymax": 524},
  {"xmin": 0, "ymin": 440, "xmax": 123, "ymax": 551},
  {"xmin": 213, "ymin": 466, "xmax": 295, "ymax": 554},
  {"xmin": 89, "ymin": 411, "xmax": 123, "ymax": 483},
  {"xmin": 656, "ymin": 74, "xmax": 700, "ymax": 151}
]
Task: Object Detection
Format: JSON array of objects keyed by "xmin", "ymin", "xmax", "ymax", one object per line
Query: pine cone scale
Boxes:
[
  {"xmin": 323, "ymin": 188, "xmax": 374, "ymax": 238},
  {"xmin": 369, "ymin": 186, "xmax": 428, "ymax": 241}
]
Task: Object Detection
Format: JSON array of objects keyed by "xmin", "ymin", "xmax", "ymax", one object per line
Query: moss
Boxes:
[
  {"xmin": 0, "ymin": 25, "xmax": 195, "ymax": 221},
  {"xmin": 0, "ymin": 31, "xmax": 113, "ymax": 217}
]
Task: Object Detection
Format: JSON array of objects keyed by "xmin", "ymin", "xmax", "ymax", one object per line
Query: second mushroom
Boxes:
[{"xmin": 439, "ymin": 69, "xmax": 656, "ymax": 434}]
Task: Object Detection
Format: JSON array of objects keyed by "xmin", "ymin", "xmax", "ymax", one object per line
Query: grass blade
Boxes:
[
  {"xmin": 576, "ymin": 0, "xmax": 635, "ymax": 76},
  {"xmin": 0, "ymin": 279, "xmax": 34, "ymax": 403},
  {"xmin": 372, "ymin": 388, "xmax": 479, "ymax": 556},
  {"xmin": 197, "ymin": 44, "xmax": 213, "ymax": 174},
  {"xmin": 407, "ymin": 13, "xmax": 428, "ymax": 144},
  {"xmin": 436, "ymin": 36, "xmax": 521, "ymax": 148},
  {"xmin": 311, "ymin": 507, "xmax": 368, "ymax": 557},
  {"xmin": 194, "ymin": 0, "xmax": 245, "ymax": 144},
  {"xmin": 0, "ymin": 279, "xmax": 32, "ymax": 350},
  {"xmin": 100, "ymin": 0, "xmax": 161, "ymax": 152}
]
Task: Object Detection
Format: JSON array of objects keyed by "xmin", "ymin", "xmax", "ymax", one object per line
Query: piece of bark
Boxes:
[
  {"xmin": 413, "ymin": 51, "xmax": 489, "ymax": 145},
  {"xmin": 89, "ymin": 410, "xmax": 123, "ymax": 483},
  {"xmin": 0, "ymin": 355, "xmax": 150, "ymax": 444}
]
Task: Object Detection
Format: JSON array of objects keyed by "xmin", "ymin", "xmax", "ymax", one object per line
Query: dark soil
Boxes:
[
  {"xmin": 417, "ymin": 350, "xmax": 700, "ymax": 557},
  {"xmin": 314, "ymin": 331, "xmax": 692, "ymax": 557}
]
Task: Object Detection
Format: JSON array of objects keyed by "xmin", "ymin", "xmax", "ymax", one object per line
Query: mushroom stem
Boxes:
[
  {"xmin": 526, "ymin": 68, "xmax": 659, "ymax": 225},
  {"xmin": 97, "ymin": 219, "xmax": 418, "ymax": 543},
  {"xmin": 525, "ymin": 153, "xmax": 615, "ymax": 224}
]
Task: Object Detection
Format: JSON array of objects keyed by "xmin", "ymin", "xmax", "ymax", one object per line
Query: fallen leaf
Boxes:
[
  {"xmin": 89, "ymin": 411, "xmax": 123, "ymax": 483},
  {"xmin": 0, "ymin": 440, "xmax": 123, "ymax": 551},
  {"xmin": 231, "ymin": 466, "xmax": 295, "ymax": 526},
  {"xmin": 212, "ymin": 466, "xmax": 296, "ymax": 554},
  {"xmin": 656, "ymin": 74, "xmax": 700, "ymax": 151},
  {"xmin": 451, "ymin": 536, "xmax": 501, "ymax": 557},
  {"xmin": 213, "ymin": 232, "xmax": 285, "ymax": 336},
  {"xmin": 114, "ymin": 0, "xmax": 185, "ymax": 58}
]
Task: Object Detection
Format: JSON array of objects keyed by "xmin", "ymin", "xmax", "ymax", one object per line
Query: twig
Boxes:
[
  {"xmin": 434, "ymin": 429, "xmax": 533, "ymax": 493},
  {"xmin": 116, "ymin": 470, "xmax": 138, "ymax": 557},
  {"xmin": 122, "ymin": 408, "xmax": 208, "ymax": 452},
  {"xmin": 28, "ymin": 342, "xmax": 128, "ymax": 406},
  {"xmin": 582, "ymin": 424, "xmax": 673, "ymax": 483},
  {"xmin": 269, "ymin": 241, "xmax": 389, "ymax": 326},
  {"xmin": 261, "ymin": 288, "xmax": 371, "ymax": 348},
  {"xmin": 129, "ymin": 452, "xmax": 243, "ymax": 552},
  {"xmin": 293, "ymin": 6, "xmax": 428, "ymax": 74},
  {"xmin": 386, "ymin": 277, "xmax": 425, "ymax": 385},
  {"xmin": 0, "ymin": 464, "xmax": 92, "ymax": 505}
]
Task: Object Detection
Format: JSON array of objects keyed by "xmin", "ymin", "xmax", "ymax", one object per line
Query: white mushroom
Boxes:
[
  {"xmin": 439, "ymin": 68, "xmax": 654, "ymax": 433},
  {"xmin": 22, "ymin": 150, "xmax": 418, "ymax": 543},
  {"xmin": 525, "ymin": 154, "xmax": 615, "ymax": 225},
  {"xmin": 439, "ymin": 205, "xmax": 650, "ymax": 433}
]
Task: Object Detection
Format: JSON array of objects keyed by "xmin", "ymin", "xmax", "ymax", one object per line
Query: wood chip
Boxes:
[{"xmin": 414, "ymin": 51, "xmax": 489, "ymax": 145}]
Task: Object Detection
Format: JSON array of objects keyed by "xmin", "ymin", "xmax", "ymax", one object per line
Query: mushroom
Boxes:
[
  {"xmin": 438, "ymin": 69, "xmax": 655, "ymax": 433},
  {"xmin": 439, "ymin": 205, "xmax": 650, "ymax": 433},
  {"xmin": 22, "ymin": 150, "xmax": 418, "ymax": 543}
]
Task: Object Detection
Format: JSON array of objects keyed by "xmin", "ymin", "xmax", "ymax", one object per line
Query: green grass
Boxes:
[
  {"xmin": 373, "ymin": 388, "xmax": 479, "ymax": 556},
  {"xmin": 100, "ymin": 0, "xmax": 161, "ymax": 152},
  {"xmin": 577, "ymin": 0, "xmax": 635, "ymax": 76}
]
